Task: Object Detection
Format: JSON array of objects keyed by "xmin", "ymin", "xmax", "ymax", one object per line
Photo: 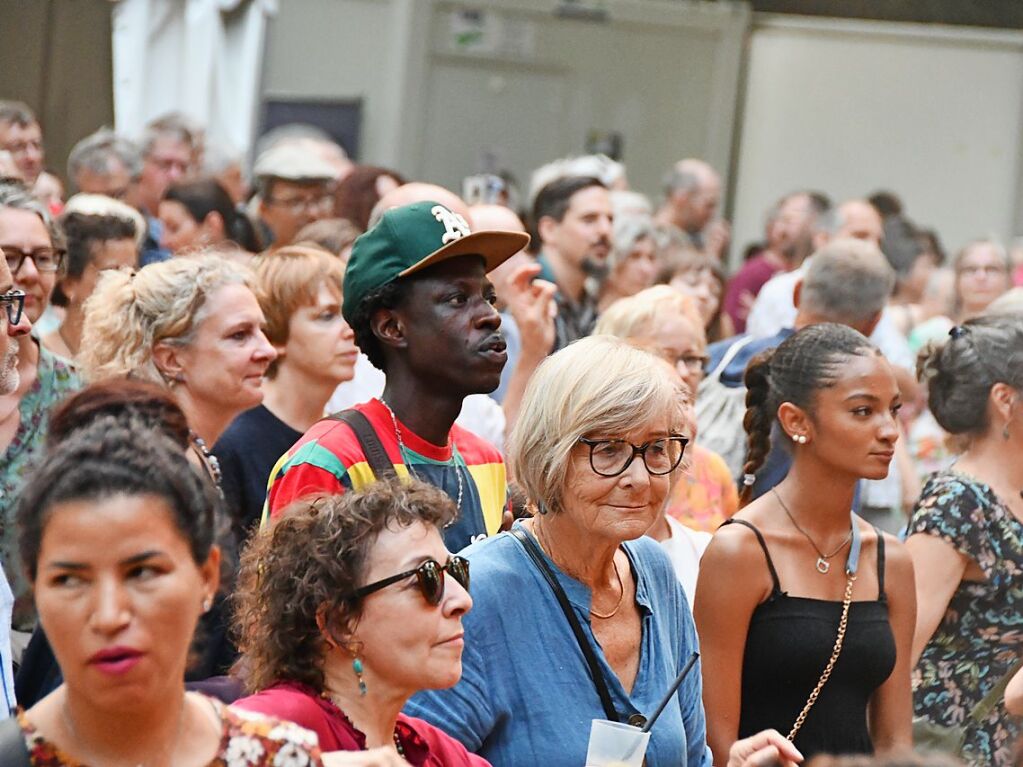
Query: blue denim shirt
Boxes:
[{"xmin": 406, "ymin": 524, "xmax": 712, "ymax": 767}]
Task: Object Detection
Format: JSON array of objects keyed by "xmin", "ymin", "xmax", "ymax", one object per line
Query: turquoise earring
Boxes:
[{"xmin": 353, "ymin": 656, "xmax": 367, "ymax": 696}]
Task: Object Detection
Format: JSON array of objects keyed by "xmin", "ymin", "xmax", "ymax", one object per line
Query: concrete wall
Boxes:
[
  {"xmin": 260, "ymin": 0, "xmax": 750, "ymax": 208},
  {"xmin": 731, "ymin": 15, "xmax": 1023, "ymax": 258}
]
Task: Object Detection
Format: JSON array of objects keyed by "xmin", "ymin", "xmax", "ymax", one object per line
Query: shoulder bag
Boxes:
[{"xmin": 509, "ymin": 527, "xmax": 645, "ymax": 726}]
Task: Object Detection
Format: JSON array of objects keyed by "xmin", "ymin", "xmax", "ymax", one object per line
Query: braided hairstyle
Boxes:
[
  {"xmin": 16, "ymin": 415, "xmax": 218, "ymax": 581},
  {"xmin": 739, "ymin": 323, "xmax": 878, "ymax": 505}
]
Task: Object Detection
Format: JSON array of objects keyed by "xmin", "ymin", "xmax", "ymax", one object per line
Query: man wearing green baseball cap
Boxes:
[{"xmin": 265, "ymin": 200, "xmax": 529, "ymax": 549}]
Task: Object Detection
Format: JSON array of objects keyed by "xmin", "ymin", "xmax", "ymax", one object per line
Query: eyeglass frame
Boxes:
[
  {"xmin": 349, "ymin": 556, "xmax": 470, "ymax": 606},
  {"xmin": 577, "ymin": 435, "xmax": 689, "ymax": 478},
  {"xmin": 263, "ymin": 192, "xmax": 334, "ymax": 215},
  {"xmin": 2, "ymin": 246, "xmax": 66, "ymax": 274},
  {"xmin": 0, "ymin": 289, "xmax": 25, "ymax": 326}
]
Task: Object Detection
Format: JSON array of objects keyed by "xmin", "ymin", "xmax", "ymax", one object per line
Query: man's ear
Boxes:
[
  {"xmin": 792, "ymin": 279, "xmax": 803, "ymax": 309},
  {"xmin": 151, "ymin": 339, "xmax": 187, "ymax": 383},
  {"xmin": 369, "ymin": 307, "xmax": 407, "ymax": 353},
  {"xmin": 537, "ymin": 215, "xmax": 559, "ymax": 246}
]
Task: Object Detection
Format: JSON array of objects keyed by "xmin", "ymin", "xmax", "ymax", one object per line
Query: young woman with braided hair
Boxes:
[{"xmin": 694, "ymin": 323, "xmax": 916, "ymax": 764}]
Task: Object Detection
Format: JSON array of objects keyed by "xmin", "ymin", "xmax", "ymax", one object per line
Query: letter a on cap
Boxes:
[{"xmin": 432, "ymin": 205, "xmax": 471, "ymax": 244}]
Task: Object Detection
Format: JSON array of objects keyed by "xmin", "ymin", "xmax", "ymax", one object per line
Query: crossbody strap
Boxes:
[
  {"xmin": 327, "ymin": 410, "xmax": 398, "ymax": 482},
  {"xmin": 707, "ymin": 334, "xmax": 757, "ymax": 382},
  {"xmin": 970, "ymin": 657, "xmax": 1023, "ymax": 725},
  {"xmin": 0, "ymin": 715, "xmax": 30, "ymax": 767},
  {"xmin": 509, "ymin": 527, "xmax": 620, "ymax": 723}
]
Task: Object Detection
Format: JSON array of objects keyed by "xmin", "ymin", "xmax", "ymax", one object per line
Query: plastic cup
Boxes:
[{"xmin": 585, "ymin": 719, "xmax": 651, "ymax": 767}]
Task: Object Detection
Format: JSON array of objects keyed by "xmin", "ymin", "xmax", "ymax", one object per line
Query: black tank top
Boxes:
[{"xmin": 724, "ymin": 518, "xmax": 897, "ymax": 760}]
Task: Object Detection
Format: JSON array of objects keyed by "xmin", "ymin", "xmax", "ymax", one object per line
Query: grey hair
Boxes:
[
  {"xmin": 608, "ymin": 214, "xmax": 658, "ymax": 271},
  {"xmin": 509, "ymin": 335, "xmax": 687, "ymax": 515},
  {"xmin": 0, "ymin": 181, "xmax": 63, "ymax": 250},
  {"xmin": 953, "ymin": 238, "xmax": 1011, "ymax": 273},
  {"xmin": 139, "ymin": 113, "xmax": 196, "ymax": 158},
  {"xmin": 800, "ymin": 238, "xmax": 896, "ymax": 324},
  {"xmin": 67, "ymin": 128, "xmax": 143, "ymax": 183},
  {"xmin": 662, "ymin": 166, "xmax": 701, "ymax": 198},
  {"xmin": 0, "ymin": 101, "xmax": 37, "ymax": 128}
]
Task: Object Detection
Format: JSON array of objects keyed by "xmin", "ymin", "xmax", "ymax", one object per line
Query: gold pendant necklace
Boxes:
[{"xmin": 772, "ymin": 488, "xmax": 852, "ymax": 575}]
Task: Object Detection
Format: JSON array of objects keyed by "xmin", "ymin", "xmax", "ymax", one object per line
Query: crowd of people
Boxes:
[{"xmin": 1, "ymin": 95, "xmax": 1022, "ymax": 767}]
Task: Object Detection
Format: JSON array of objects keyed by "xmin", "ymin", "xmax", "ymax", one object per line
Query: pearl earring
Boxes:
[{"xmin": 791, "ymin": 434, "xmax": 807, "ymax": 445}]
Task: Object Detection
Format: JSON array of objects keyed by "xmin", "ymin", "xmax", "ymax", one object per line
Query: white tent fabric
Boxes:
[{"xmin": 111, "ymin": 0, "xmax": 277, "ymax": 154}]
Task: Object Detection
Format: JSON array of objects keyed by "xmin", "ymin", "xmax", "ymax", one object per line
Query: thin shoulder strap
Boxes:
[
  {"xmin": 326, "ymin": 410, "xmax": 398, "ymax": 482},
  {"xmin": 874, "ymin": 526, "xmax": 886, "ymax": 599},
  {"xmin": 721, "ymin": 518, "xmax": 782, "ymax": 594},
  {"xmin": 509, "ymin": 527, "xmax": 621, "ymax": 723},
  {"xmin": 707, "ymin": 334, "xmax": 756, "ymax": 380}
]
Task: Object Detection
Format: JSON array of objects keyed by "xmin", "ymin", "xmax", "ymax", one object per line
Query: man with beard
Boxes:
[
  {"xmin": 266, "ymin": 200, "xmax": 529, "ymax": 549},
  {"xmin": 531, "ymin": 175, "xmax": 613, "ymax": 351}
]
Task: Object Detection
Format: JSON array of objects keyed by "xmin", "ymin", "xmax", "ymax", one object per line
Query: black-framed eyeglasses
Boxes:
[
  {"xmin": 578, "ymin": 436, "xmax": 688, "ymax": 477},
  {"xmin": 350, "ymin": 556, "xmax": 470, "ymax": 606},
  {"xmin": 0, "ymin": 290, "xmax": 25, "ymax": 326},
  {"xmin": 2, "ymin": 246, "xmax": 65, "ymax": 274}
]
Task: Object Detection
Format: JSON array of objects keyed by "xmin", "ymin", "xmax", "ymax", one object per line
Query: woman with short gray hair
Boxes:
[{"xmin": 407, "ymin": 335, "xmax": 800, "ymax": 767}]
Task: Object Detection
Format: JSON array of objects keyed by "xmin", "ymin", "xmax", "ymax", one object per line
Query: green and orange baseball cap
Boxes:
[{"xmin": 342, "ymin": 201, "xmax": 530, "ymax": 322}]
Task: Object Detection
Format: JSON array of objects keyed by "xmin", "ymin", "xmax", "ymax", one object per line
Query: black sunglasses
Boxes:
[
  {"xmin": 351, "ymin": 556, "xmax": 470, "ymax": 606},
  {"xmin": 0, "ymin": 290, "xmax": 25, "ymax": 326}
]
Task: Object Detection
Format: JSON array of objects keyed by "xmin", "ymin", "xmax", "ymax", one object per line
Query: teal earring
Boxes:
[{"xmin": 353, "ymin": 656, "xmax": 367, "ymax": 696}]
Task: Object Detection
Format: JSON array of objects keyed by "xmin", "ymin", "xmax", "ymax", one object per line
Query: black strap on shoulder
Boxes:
[
  {"xmin": 509, "ymin": 527, "xmax": 620, "ymax": 723},
  {"xmin": 0, "ymin": 714, "xmax": 31, "ymax": 767},
  {"xmin": 721, "ymin": 518, "xmax": 782, "ymax": 594},
  {"xmin": 874, "ymin": 526, "xmax": 887, "ymax": 599},
  {"xmin": 326, "ymin": 410, "xmax": 398, "ymax": 482}
]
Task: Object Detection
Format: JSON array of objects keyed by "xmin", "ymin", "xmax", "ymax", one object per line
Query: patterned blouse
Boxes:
[
  {"xmin": 17, "ymin": 696, "xmax": 324, "ymax": 766},
  {"xmin": 665, "ymin": 443, "xmax": 739, "ymax": 533},
  {"xmin": 908, "ymin": 471, "xmax": 1023, "ymax": 766},
  {"xmin": 0, "ymin": 343, "xmax": 79, "ymax": 629}
]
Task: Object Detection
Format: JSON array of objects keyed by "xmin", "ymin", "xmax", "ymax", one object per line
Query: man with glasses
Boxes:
[
  {"xmin": 252, "ymin": 143, "xmax": 336, "ymax": 252},
  {"xmin": 0, "ymin": 183, "xmax": 80, "ymax": 637},
  {"xmin": 0, "ymin": 102, "xmax": 44, "ymax": 188}
]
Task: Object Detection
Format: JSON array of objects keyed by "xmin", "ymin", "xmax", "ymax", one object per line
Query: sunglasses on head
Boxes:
[{"xmin": 350, "ymin": 556, "xmax": 470, "ymax": 606}]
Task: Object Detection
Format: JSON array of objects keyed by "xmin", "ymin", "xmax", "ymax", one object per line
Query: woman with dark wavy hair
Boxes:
[{"xmin": 232, "ymin": 480, "xmax": 484, "ymax": 765}]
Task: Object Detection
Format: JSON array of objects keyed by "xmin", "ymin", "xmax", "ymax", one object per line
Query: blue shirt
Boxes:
[{"xmin": 406, "ymin": 524, "xmax": 711, "ymax": 767}]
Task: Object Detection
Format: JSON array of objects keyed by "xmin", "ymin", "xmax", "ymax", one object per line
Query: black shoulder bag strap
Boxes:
[
  {"xmin": 326, "ymin": 410, "xmax": 398, "ymax": 482},
  {"xmin": 509, "ymin": 527, "xmax": 620, "ymax": 723},
  {"xmin": 0, "ymin": 715, "xmax": 31, "ymax": 767}
]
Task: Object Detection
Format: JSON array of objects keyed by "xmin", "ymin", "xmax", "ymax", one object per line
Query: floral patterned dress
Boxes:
[
  {"xmin": 18, "ymin": 696, "xmax": 323, "ymax": 766},
  {"xmin": 908, "ymin": 471, "xmax": 1023, "ymax": 766}
]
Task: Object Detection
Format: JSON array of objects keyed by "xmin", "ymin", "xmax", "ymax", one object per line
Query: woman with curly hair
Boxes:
[
  {"xmin": 695, "ymin": 323, "xmax": 916, "ymax": 763},
  {"xmin": 232, "ymin": 480, "xmax": 484, "ymax": 766}
]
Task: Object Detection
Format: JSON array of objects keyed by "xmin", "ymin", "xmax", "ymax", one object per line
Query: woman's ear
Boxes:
[
  {"xmin": 199, "ymin": 545, "xmax": 221, "ymax": 604},
  {"xmin": 151, "ymin": 340, "xmax": 187, "ymax": 384},
  {"xmin": 202, "ymin": 211, "xmax": 226, "ymax": 241},
  {"xmin": 990, "ymin": 382, "xmax": 1017, "ymax": 424},
  {"xmin": 777, "ymin": 401, "xmax": 812, "ymax": 443}
]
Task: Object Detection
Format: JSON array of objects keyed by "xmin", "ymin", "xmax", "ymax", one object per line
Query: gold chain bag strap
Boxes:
[{"xmin": 786, "ymin": 515, "xmax": 863, "ymax": 742}]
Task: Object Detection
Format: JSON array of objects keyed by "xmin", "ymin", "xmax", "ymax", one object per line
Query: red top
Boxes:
[{"xmin": 233, "ymin": 682, "xmax": 490, "ymax": 767}]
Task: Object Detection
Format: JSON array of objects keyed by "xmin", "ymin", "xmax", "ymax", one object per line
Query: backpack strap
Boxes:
[
  {"xmin": 326, "ymin": 409, "xmax": 398, "ymax": 482},
  {"xmin": 707, "ymin": 334, "xmax": 757, "ymax": 382},
  {"xmin": 0, "ymin": 715, "xmax": 30, "ymax": 767}
]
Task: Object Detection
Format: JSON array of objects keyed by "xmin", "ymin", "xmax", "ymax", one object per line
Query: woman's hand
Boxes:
[
  {"xmin": 321, "ymin": 748, "xmax": 408, "ymax": 766},
  {"xmin": 726, "ymin": 729, "xmax": 802, "ymax": 767}
]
